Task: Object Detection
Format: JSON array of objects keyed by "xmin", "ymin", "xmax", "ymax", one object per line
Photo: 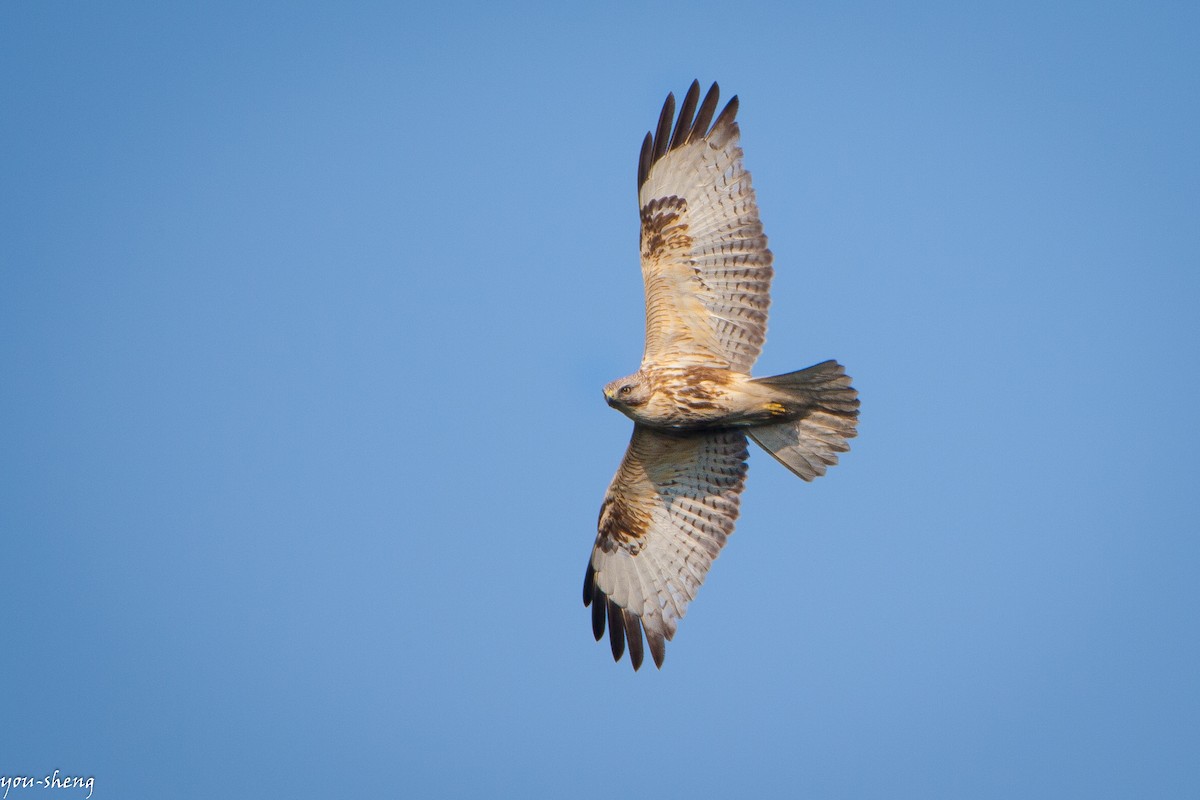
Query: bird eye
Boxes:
[{"xmin": 619, "ymin": 385, "xmax": 633, "ymax": 396}]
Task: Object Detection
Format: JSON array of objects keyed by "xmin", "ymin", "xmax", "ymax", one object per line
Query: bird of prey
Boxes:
[{"xmin": 583, "ymin": 81, "xmax": 859, "ymax": 670}]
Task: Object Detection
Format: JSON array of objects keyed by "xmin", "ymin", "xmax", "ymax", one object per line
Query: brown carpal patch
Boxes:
[
  {"xmin": 597, "ymin": 493, "xmax": 649, "ymax": 554},
  {"xmin": 641, "ymin": 195, "xmax": 691, "ymax": 260}
]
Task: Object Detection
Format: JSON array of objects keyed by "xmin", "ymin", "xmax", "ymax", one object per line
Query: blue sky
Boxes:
[{"xmin": 2, "ymin": 2, "xmax": 1198, "ymax": 797}]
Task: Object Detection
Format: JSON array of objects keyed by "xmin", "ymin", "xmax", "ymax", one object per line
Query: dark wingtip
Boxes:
[
  {"xmin": 713, "ymin": 94, "xmax": 739, "ymax": 133},
  {"xmin": 645, "ymin": 627, "xmax": 666, "ymax": 669},
  {"xmin": 688, "ymin": 82, "xmax": 721, "ymax": 144},
  {"xmin": 589, "ymin": 580, "xmax": 606, "ymax": 641},
  {"xmin": 668, "ymin": 79, "xmax": 701, "ymax": 151},
  {"xmin": 623, "ymin": 609, "xmax": 644, "ymax": 671},
  {"xmin": 585, "ymin": 571, "xmax": 663, "ymax": 670},
  {"xmin": 651, "ymin": 92, "xmax": 675, "ymax": 166},
  {"xmin": 606, "ymin": 599, "xmax": 626, "ymax": 662},
  {"xmin": 636, "ymin": 131, "xmax": 653, "ymax": 191},
  {"xmin": 639, "ymin": 81, "xmax": 732, "ymax": 191}
]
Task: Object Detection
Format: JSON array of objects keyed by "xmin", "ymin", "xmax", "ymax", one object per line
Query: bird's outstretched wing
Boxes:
[
  {"xmin": 638, "ymin": 81, "xmax": 774, "ymax": 374},
  {"xmin": 583, "ymin": 425, "xmax": 749, "ymax": 670}
]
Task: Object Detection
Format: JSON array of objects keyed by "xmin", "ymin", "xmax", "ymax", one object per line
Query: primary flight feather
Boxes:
[{"xmin": 583, "ymin": 82, "xmax": 860, "ymax": 670}]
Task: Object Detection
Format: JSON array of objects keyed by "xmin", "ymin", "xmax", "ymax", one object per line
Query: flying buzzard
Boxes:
[{"xmin": 583, "ymin": 81, "xmax": 859, "ymax": 670}]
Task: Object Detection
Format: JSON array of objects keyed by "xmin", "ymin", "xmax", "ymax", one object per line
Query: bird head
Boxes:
[{"xmin": 603, "ymin": 372, "xmax": 651, "ymax": 411}]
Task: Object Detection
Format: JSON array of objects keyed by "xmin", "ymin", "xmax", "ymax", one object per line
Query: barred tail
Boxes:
[{"xmin": 748, "ymin": 360, "xmax": 859, "ymax": 481}]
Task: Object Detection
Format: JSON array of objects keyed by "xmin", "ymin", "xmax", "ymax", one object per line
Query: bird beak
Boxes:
[{"xmin": 603, "ymin": 390, "xmax": 617, "ymax": 408}]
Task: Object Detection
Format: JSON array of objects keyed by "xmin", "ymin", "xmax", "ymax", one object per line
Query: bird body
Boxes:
[
  {"xmin": 583, "ymin": 82, "xmax": 859, "ymax": 670},
  {"xmin": 604, "ymin": 365, "xmax": 838, "ymax": 432}
]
